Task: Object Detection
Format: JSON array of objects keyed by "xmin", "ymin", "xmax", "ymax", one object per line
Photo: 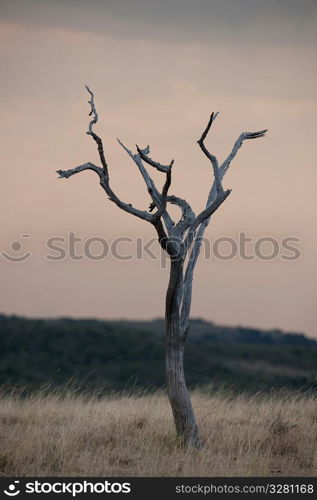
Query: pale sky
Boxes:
[{"xmin": 0, "ymin": 0, "xmax": 316, "ymax": 337}]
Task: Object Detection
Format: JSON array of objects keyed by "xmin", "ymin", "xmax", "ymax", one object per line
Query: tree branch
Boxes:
[
  {"xmin": 85, "ymin": 85, "xmax": 108, "ymax": 174},
  {"xmin": 162, "ymin": 162, "xmax": 173, "ymax": 198},
  {"xmin": 57, "ymin": 162, "xmax": 103, "ymax": 179},
  {"xmin": 148, "ymin": 159, "xmax": 173, "ymax": 212},
  {"xmin": 180, "ymin": 121, "xmax": 268, "ymax": 334},
  {"xmin": 197, "ymin": 112, "xmax": 223, "ymax": 194},
  {"xmin": 136, "ymin": 145, "xmax": 173, "ymax": 174},
  {"xmin": 220, "ymin": 130, "xmax": 268, "ymax": 175},
  {"xmin": 117, "ymin": 138, "xmax": 161, "ymax": 204},
  {"xmin": 191, "ymin": 188, "xmax": 231, "ymax": 232},
  {"xmin": 57, "ymin": 163, "xmax": 154, "ymax": 222},
  {"xmin": 117, "ymin": 138, "xmax": 174, "ymax": 234},
  {"xmin": 153, "ymin": 160, "xmax": 174, "ymax": 217},
  {"xmin": 167, "ymin": 195, "xmax": 195, "ymax": 235}
]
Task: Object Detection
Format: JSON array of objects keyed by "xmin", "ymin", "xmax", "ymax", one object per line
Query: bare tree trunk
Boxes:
[{"xmin": 165, "ymin": 258, "xmax": 201, "ymax": 448}]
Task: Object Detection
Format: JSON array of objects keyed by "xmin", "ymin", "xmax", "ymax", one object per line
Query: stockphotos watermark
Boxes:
[
  {"xmin": 3, "ymin": 480, "xmax": 131, "ymax": 496},
  {"xmin": 1, "ymin": 231, "xmax": 301, "ymax": 267}
]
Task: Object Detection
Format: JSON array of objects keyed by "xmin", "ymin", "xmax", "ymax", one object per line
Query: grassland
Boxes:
[{"xmin": 0, "ymin": 388, "xmax": 316, "ymax": 477}]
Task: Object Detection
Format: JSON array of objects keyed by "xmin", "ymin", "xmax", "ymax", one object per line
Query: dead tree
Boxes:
[{"xmin": 57, "ymin": 87, "xmax": 267, "ymax": 448}]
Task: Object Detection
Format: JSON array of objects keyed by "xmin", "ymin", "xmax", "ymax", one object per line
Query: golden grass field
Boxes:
[{"xmin": 0, "ymin": 388, "xmax": 316, "ymax": 477}]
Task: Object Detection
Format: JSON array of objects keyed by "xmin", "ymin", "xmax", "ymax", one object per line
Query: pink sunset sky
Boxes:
[{"xmin": 0, "ymin": 0, "xmax": 316, "ymax": 337}]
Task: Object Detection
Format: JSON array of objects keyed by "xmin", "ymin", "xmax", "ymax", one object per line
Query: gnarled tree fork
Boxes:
[{"xmin": 57, "ymin": 86, "xmax": 267, "ymax": 448}]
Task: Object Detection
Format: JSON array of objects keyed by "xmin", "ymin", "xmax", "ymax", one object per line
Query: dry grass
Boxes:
[{"xmin": 0, "ymin": 387, "xmax": 316, "ymax": 477}]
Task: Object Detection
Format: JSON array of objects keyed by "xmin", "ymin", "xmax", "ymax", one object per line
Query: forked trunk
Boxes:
[{"xmin": 165, "ymin": 259, "xmax": 201, "ymax": 448}]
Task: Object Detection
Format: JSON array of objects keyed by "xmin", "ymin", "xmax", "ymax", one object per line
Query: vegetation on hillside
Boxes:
[{"xmin": 1, "ymin": 315, "xmax": 316, "ymax": 393}]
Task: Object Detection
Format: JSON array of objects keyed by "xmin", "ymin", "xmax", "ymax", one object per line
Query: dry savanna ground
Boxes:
[{"xmin": 0, "ymin": 388, "xmax": 316, "ymax": 477}]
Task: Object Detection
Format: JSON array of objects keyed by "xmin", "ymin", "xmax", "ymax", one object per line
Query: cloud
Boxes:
[{"xmin": 1, "ymin": 0, "xmax": 316, "ymax": 47}]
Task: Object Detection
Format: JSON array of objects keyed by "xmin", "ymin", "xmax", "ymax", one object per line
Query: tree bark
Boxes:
[{"xmin": 165, "ymin": 258, "xmax": 201, "ymax": 448}]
